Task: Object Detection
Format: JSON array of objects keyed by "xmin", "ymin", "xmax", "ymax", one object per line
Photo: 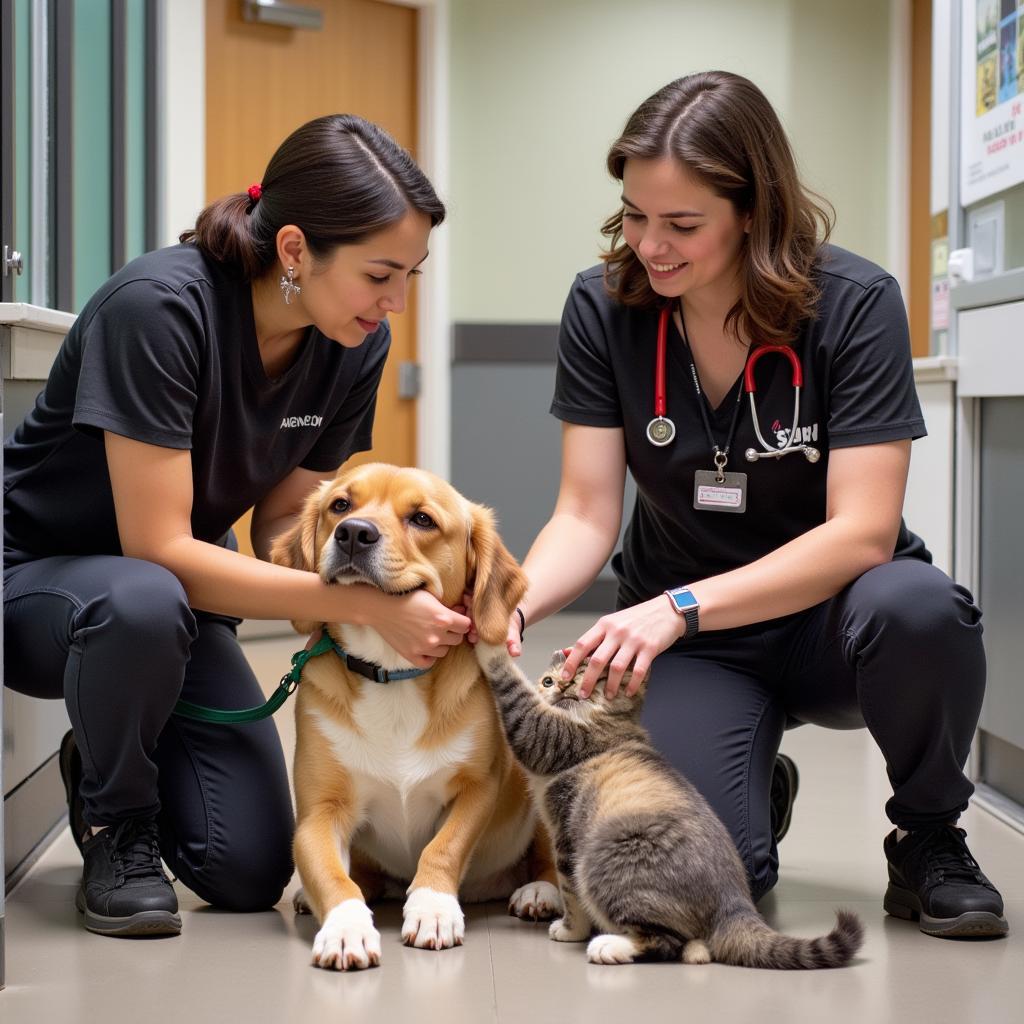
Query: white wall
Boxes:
[
  {"xmin": 449, "ymin": 0, "xmax": 897, "ymax": 322},
  {"xmin": 158, "ymin": 0, "xmax": 205, "ymax": 246}
]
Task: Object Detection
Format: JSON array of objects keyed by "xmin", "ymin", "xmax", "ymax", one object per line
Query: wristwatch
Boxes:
[{"xmin": 664, "ymin": 586, "xmax": 700, "ymax": 638}]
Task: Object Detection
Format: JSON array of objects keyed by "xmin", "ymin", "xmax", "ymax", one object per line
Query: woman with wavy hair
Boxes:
[
  {"xmin": 4, "ymin": 114, "xmax": 470, "ymax": 938},
  {"xmin": 508, "ymin": 72, "xmax": 1006, "ymax": 939}
]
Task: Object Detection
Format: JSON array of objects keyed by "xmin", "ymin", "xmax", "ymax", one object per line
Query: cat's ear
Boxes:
[{"xmin": 550, "ymin": 649, "xmax": 568, "ymax": 669}]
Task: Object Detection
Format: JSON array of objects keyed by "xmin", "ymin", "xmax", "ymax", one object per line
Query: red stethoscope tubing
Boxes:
[
  {"xmin": 654, "ymin": 305, "xmax": 669, "ymax": 416},
  {"xmin": 654, "ymin": 306, "xmax": 803, "ymax": 403},
  {"xmin": 743, "ymin": 343, "xmax": 803, "ymax": 391},
  {"xmin": 651, "ymin": 306, "xmax": 819, "ymax": 463}
]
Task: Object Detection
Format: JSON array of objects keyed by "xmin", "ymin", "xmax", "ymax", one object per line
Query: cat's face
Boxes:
[{"xmin": 537, "ymin": 649, "xmax": 642, "ymax": 718}]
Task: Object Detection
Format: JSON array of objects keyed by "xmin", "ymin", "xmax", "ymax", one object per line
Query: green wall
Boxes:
[{"xmin": 450, "ymin": 0, "xmax": 895, "ymax": 322}]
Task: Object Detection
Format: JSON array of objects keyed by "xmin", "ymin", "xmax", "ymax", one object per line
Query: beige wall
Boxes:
[{"xmin": 449, "ymin": 0, "xmax": 896, "ymax": 322}]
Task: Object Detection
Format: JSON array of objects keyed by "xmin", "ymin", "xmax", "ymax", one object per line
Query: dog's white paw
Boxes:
[
  {"xmin": 587, "ymin": 933, "xmax": 639, "ymax": 965},
  {"xmin": 311, "ymin": 899, "xmax": 381, "ymax": 971},
  {"xmin": 509, "ymin": 880, "xmax": 562, "ymax": 921},
  {"xmin": 401, "ymin": 887, "xmax": 465, "ymax": 950},
  {"xmin": 548, "ymin": 916, "xmax": 590, "ymax": 942},
  {"xmin": 292, "ymin": 888, "xmax": 312, "ymax": 915}
]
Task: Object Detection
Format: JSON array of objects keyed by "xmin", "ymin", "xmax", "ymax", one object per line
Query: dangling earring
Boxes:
[{"xmin": 280, "ymin": 266, "xmax": 302, "ymax": 305}]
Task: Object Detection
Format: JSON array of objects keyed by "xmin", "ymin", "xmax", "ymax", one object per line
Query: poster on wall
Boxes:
[{"xmin": 961, "ymin": 0, "xmax": 1024, "ymax": 205}]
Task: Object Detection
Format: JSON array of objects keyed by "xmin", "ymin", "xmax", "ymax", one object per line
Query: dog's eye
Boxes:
[
  {"xmin": 410, "ymin": 511, "xmax": 436, "ymax": 530},
  {"xmin": 331, "ymin": 498, "xmax": 350, "ymax": 514},
  {"xmin": 541, "ymin": 676, "xmax": 555, "ymax": 688}
]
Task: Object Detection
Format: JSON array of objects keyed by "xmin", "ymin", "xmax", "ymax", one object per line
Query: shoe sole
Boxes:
[
  {"xmin": 76, "ymin": 885, "xmax": 182, "ymax": 938},
  {"xmin": 58, "ymin": 733, "xmax": 87, "ymax": 856},
  {"xmin": 772, "ymin": 754, "xmax": 800, "ymax": 843},
  {"xmin": 884, "ymin": 883, "xmax": 1009, "ymax": 938}
]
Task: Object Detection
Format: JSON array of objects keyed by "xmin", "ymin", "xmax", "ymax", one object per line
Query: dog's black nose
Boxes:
[{"xmin": 334, "ymin": 518, "xmax": 380, "ymax": 557}]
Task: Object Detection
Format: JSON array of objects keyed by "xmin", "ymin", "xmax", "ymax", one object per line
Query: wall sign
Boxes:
[{"xmin": 961, "ymin": 0, "xmax": 1024, "ymax": 205}]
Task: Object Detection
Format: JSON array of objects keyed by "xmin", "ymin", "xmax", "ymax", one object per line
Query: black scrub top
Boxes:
[
  {"xmin": 550, "ymin": 244, "xmax": 930, "ymax": 609},
  {"xmin": 4, "ymin": 243, "xmax": 388, "ymax": 565}
]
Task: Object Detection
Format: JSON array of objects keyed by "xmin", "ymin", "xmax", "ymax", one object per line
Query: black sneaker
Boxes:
[
  {"xmin": 883, "ymin": 825, "xmax": 1008, "ymax": 938},
  {"xmin": 76, "ymin": 817, "xmax": 182, "ymax": 937},
  {"xmin": 58, "ymin": 729, "xmax": 90, "ymax": 854},
  {"xmin": 770, "ymin": 754, "xmax": 799, "ymax": 844}
]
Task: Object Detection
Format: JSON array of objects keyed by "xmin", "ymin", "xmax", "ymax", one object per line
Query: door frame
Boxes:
[
  {"xmin": 159, "ymin": 0, "xmax": 452, "ymax": 477},
  {"xmin": 392, "ymin": 0, "xmax": 450, "ymax": 479}
]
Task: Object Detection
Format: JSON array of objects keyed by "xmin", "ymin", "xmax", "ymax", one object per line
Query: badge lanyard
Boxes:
[{"xmin": 677, "ymin": 308, "xmax": 748, "ymax": 513}]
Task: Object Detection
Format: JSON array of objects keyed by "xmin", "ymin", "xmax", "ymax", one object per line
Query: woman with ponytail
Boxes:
[{"xmin": 4, "ymin": 115, "xmax": 466, "ymax": 938}]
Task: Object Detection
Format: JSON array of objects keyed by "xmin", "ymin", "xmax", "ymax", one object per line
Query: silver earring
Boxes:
[{"xmin": 280, "ymin": 266, "xmax": 302, "ymax": 305}]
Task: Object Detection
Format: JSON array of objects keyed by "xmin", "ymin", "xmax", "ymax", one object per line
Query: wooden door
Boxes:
[{"xmin": 205, "ymin": 0, "xmax": 420, "ymax": 554}]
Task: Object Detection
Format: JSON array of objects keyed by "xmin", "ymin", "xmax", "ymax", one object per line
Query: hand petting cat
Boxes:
[{"xmin": 561, "ymin": 596, "xmax": 687, "ymax": 699}]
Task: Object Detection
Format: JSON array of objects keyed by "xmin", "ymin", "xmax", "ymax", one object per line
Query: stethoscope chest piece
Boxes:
[{"xmin": 646, "ymin": 416, "xmax": 676, "ymax": 446}]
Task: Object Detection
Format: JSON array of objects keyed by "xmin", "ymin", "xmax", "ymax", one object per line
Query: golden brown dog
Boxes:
[{"xmin": 271, "ymin": 463, "xmax": 560, "ymax": 970}]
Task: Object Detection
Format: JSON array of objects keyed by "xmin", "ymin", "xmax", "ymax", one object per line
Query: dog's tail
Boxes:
[{"xmin": 708, "ymin": 907, "xmax": 863, "ymax": 969}]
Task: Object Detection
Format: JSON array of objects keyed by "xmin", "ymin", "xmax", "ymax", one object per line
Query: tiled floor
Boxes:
[{"xmin": 3, "ymin": 614, "xmax": 1022, "ymax": 1022}]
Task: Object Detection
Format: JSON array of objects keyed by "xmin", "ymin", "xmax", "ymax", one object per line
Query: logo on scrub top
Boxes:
[
  {"xmin": 280, "ymin": 414, "xmax": 324, "ymax": 429},
  {"xmin": 772, "ymin": 418, "xmax": 818, "ymax": 449}
]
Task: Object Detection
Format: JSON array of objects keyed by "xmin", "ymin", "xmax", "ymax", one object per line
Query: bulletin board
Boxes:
[{"xmin": 961, "ymin": 0, "xmax": 1024, "ymax": 204}]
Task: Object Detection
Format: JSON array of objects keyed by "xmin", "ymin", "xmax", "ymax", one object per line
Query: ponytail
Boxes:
[{"xmin": 180, "ymin": 192, "xmax": 265, "ymax": 279}]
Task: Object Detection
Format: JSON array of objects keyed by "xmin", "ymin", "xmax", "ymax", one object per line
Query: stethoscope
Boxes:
[{"xmin": 646, "ymin": 304, "xmax": 821, "ymax": 464}]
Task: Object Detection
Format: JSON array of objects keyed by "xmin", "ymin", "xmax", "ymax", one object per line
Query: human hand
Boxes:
[
  {"xmin": 365, "ymin": 589, "xmax": 472, "ymax": 668},
  {"xmin": 459, "ymin": 592, "xmax": 524, "ymax": 658},
  {"xmin": 561, "ymin": 596, "xmax": 686, "ymax": 699},
  {"xmin": 457, "ymin": 591, "xmax": 479, "ymax": 646},
  {"xmin": 505, "ymin": 606, "xmax": 525, "ymax": 658}
]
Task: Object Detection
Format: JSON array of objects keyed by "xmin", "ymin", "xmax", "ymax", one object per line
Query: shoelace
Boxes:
[
  {"xmin": 108, "ymin": 818, "xmax": 166, "ymax": 882},
  {"xmin": 915, "ymin": 827, "xmax": 985, "ymax": 885}
]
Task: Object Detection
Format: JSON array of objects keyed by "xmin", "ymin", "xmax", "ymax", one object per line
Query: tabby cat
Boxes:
[{"xmin": 476, "ymin": 644, "xmax": 864, "ymax": 968}]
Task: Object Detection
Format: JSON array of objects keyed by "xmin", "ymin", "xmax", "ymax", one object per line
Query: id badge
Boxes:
[{"xmin": 693, "ymin": 470, "xmax": 747, "ymax": 513}]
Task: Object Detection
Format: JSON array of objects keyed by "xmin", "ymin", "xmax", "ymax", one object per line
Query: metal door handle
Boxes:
[{"xmin": 3, "ymin": 245, "xmax": 24, "ymax": 277}]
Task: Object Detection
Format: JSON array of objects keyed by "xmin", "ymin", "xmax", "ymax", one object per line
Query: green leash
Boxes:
[{"xmin": 172, "ymin": 634, "xmax": 336, "ymax": 725}]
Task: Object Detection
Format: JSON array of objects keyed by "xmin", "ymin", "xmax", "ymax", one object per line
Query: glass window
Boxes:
[{"xmin": 1, "ymin": 0, "xmax": 155, "ymax": 313}]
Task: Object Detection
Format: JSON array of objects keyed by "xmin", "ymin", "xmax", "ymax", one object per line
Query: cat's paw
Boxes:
[
  {"xmin": 549, "ymin": 916, "xmax": 590, "ymax": 942},
  {"xmin": 401, "ymin": 887, "xmax": 465, "ymax": 950},
  {"xmin": 683, "ymin": 939, "xmax": 712, "ymax": 964},
  {"xmin": 311, "ymin": 899, "xmax": 381, "ymax": 971},
  {"xmin": 292, "ymin": 887, "xmax": 312, "ymax": 915},
  {"xmin": 509, "ymin": 880, "xmax": 562, "ymax": 921},
  {"xmin": 587, "ymin": 933, "xmax": 639, "ymax": 964}
]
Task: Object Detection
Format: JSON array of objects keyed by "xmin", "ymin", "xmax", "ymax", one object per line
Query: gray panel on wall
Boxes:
[
  {"xmin": 978, "ymin": 397, "xmax": 1024, "ymax": 754},
  {"xmin": 2, "ymin": 379, "xmax": 43, "ymax": 437},
  {"xmin": 450, "ymin": 357, "xmax": 636, "ymax": 603},
  {"xmin": 451, "ymin": 362, "xmax": 563, "ymax": 564}
]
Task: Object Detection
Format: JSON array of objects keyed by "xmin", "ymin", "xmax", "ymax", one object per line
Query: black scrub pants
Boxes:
[
  {"xmin": 638, "ymin": 558, "xmax": 986, "ymax": 902},
  {"xmin": 3, "ymin": 553, "xmax": 294, "ymax": 912}
]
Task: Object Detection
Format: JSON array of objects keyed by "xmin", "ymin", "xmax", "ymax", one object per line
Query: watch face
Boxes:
[{"xmin": 669, "ymin": 589, "xmax": 699, "ymax": 611}]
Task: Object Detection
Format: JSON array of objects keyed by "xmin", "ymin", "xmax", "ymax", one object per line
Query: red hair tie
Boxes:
[{"xmin": 247, "ymin": 183, "xmax": 263, "ymax": 203}]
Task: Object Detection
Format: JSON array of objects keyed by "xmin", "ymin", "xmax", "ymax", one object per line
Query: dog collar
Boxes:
[{"xmin": 331, "ymin": 640, "xmax": 431, "ymax": 685}]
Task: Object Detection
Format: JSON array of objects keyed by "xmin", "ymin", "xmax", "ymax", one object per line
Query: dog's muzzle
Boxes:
[{"xmin": 334, "ymin": 518, "xmax": 380, "ymax": 565}]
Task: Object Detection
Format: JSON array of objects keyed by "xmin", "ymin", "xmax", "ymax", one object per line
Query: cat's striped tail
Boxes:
[{"xmin": 709, "ymin": 908, "xmax": 864, "ymax": 969}]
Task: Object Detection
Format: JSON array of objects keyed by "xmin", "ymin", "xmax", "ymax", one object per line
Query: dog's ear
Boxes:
[
  {"xmin": 269, "ymin": 482, "xmax": 328, "ymax": 635},
  {"xmin": 467, "ymin": 502, "xmax": 527, "ymax": 646},
  {"xmin": 269, "ymin": 491, "xmax": 323, "ymax": 572}
]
